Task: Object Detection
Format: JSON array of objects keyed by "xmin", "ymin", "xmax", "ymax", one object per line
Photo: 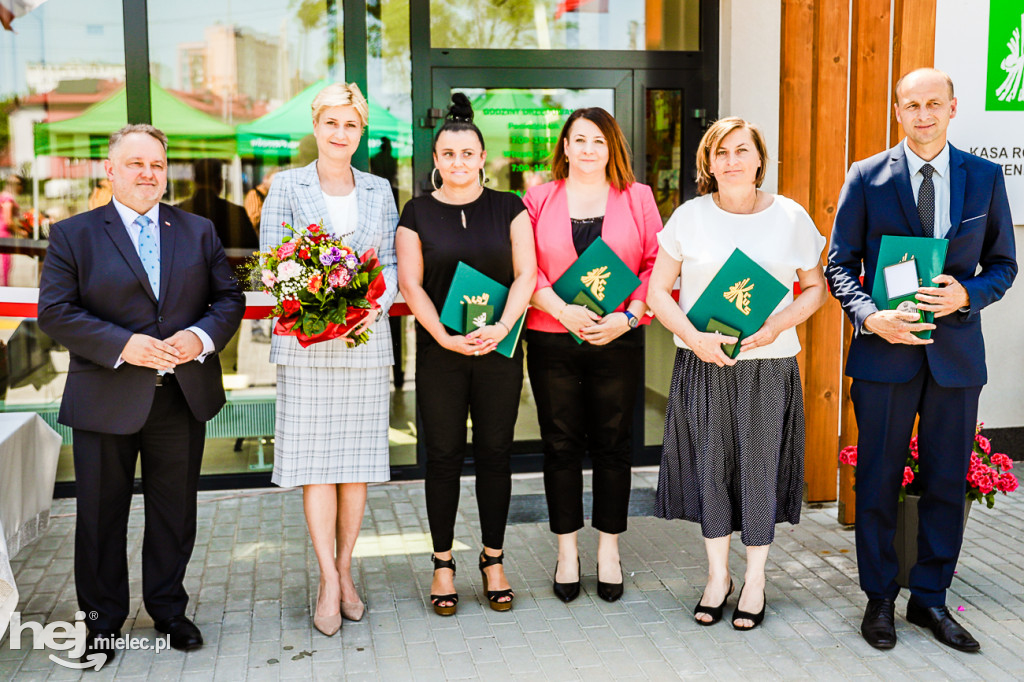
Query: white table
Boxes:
[{"xmin": 0, "ymin": 411, "xmax": 62, "ymax": 628}]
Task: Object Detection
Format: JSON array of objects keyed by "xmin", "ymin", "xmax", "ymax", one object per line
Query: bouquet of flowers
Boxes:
[
  {"xmin": 246, "ymin": 221, "xmax": 386, "ymax": 347},
  {"xmin": 839, "ymin": 422, "xmax": 1018, "ymax": 508}
]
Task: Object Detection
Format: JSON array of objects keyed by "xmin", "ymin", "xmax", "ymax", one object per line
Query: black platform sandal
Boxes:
[
  {"xmin": 693, "ymin": 579, "xmax": 734, "ymax": 626},
  {"xmin": 430, "ymin": 554, "xmax": 458, "ymax": 617},
  {"xmin": 479, "ymin": 550, "xmax": 515, "ymax": 612},
  {"xmin": 731, "ymin": 585, "xmax": 766, "ymax": 631}
]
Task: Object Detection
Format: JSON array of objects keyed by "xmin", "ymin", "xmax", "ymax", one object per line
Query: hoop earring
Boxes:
[
  {"xmin": 478, "ymin": 168, "xmax": 488, "ymax": 186},
  {"xmin": 431, "ymin": 168, "xmax": 442, "ymax": 191}
]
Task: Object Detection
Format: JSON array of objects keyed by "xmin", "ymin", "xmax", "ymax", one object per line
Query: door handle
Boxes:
[{"xmin": 419, "ymin": 108, "xmax": 445, "ymax": 129}]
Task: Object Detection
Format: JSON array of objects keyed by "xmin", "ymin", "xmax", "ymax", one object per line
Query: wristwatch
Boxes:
[{"xmin": 623, "ymin": 311, "xmax": 638, "ymax": 329}]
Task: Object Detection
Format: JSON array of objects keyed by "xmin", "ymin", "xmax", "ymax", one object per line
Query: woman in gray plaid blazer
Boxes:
[{"xmin": 259, "ymin": 83, "xmax": 399, "ymax": 637}]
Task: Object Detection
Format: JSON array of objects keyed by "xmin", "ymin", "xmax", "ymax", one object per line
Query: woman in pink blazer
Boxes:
[{"xmin": 523, "ymin": 107, "xmax": 662, "ymax": 603}]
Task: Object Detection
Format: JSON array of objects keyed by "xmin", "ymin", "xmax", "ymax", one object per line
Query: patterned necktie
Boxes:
[
  {"xmin": 135, "ymin": 215, "xmax": 160, "ymax": 299},
  {"xmin": 918, "ymin": 164, "xmax": 935, "ymax": 238}
]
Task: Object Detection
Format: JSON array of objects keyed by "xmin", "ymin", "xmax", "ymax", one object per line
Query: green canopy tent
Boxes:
[
  {"xmin": 33, "ymin": 83, "xmax": 237, "ymax": 160},
  {"xmin": 236, "ymin": 79, "xmax": 412, "ymax": 162}
]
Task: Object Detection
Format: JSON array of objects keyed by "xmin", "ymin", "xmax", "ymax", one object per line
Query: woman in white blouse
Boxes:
[{"xmin": 646, "ymin": 117, "xmax": 827, "ymax": 631}]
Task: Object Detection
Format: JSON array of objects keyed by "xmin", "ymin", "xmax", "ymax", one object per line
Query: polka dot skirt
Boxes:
[{"xmin": 655, "ymin": 348, "xmax": 806, "ymax": 546}]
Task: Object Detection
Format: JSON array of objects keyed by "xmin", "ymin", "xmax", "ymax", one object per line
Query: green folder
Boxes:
[
  {"xmin": 439, "ymin": 262, "xmax": 525, "ymax": 358},
  {"xmin": 552, "ymin": 237, "xmax": 642, "ymax": 343},
  {"xmin": 870, "ymin": 235, "xmax": 948, "ymax": 340},
  {"xmin": 571, "ymin": 291, "xmax": 603, "ymax": 315},
  {"xmin": 686, "ymin": 248, "xmax": 789, "ymax": 356},
  {"xmin": 706, "ymin": 318, "xmax": 742, "ymax": 359}
]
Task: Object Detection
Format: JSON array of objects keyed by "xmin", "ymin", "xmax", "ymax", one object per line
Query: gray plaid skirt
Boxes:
[{"xmin": 272, "ymin": 365, "xmax": 391, "ymax": 487}]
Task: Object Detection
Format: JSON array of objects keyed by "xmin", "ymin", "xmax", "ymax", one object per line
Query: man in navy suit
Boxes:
[
  {"xmin": 38, "ymin": 125, "xmax": 245, "ymax": 663},
  {"xmin": 827, "ymin": 68, "xmax": 1016, "ymax": 652}
]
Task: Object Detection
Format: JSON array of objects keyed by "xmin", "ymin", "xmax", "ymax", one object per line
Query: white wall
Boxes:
[
  {"xmin": 719, "ymin": 0, "xmax": 782, "ymax": 194},
  {"xmin": 936, "ymin": 0, "xmax": 1024, "ymax": 429}
]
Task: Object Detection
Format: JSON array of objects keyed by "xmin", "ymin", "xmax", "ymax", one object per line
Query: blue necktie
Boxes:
[{"xmin": 135, "ymin": 215, "xmax": 160, "ymax": 299}]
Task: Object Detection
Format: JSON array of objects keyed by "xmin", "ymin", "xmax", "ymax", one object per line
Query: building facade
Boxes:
[{"xmin": 0, "ymin": 0, "xmax": 1019, "ymax": 501}]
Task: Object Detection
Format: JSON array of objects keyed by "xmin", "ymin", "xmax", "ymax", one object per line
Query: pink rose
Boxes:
[
  {"xmin": 278, "ymin": 241, "xmax": 298, "ymax": 259},
  {"xmin": 261, "ymin": 269, "xmax": 277, "ymax": 287}
]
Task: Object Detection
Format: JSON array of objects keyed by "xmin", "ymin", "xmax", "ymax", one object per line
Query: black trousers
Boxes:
[
  {"xmin": 526, "ymin": 329, "xmax": 643, "ymax": 535},
  {"xmin": 73, "ymin": 377, "xmax": 206, "ymax": 631},
  {"xmin": 417, "ymin": 342, "xmax": 524, "ymax": 553},
  {"xmin": 851, "ymin": 361, "xmax": 980, "ymax": 608}
]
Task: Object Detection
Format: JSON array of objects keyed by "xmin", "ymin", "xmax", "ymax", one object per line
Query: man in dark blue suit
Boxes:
[
  {"xmin": 38, "ymin": 125, "xmax": 245, "ymax": 663},
  {"xmin": 827, "ymin": 69, "xmax": 1016, "ymax": 653}
]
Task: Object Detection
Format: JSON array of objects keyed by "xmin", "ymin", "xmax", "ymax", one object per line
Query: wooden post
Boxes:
[
  {"xmin": 837, "ymin": 0, "xmax": 894, "ymax": 525},
  {"xmin": 805, "ymin": 0, "xmax": 849, "ymax": 503},
  {"xmin": 890, "ymin": 0, "xmax": 938, "ymax": 146}
]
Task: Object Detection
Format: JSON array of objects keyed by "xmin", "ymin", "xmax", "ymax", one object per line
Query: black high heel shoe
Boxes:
[
  {"xmin": 553, "ymin": 558, "xmax": 581, "ymax": 603},
  {"xmin": 693, "ymin": 579, "xmax": 734, "ymax": 626},
  {"xmin": 731, "ymin": 585, "xmax": 766, "ymax": 631},
  {"xmin": 429, "ymin": 554, "xmax": 458, "ymax": 617},
  {"xmin": 479, "ymin": 550, "xmax": 515, "ymax": 612},
  {"xmin": 596, "ymin": 562, "xmax": 624, "ymax": 603}
]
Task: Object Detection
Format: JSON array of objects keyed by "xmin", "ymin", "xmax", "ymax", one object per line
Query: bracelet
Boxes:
[
  {"xmin": 496, "ymin": 320, "xmax": 510, "ymax": 333},
  {"xmin": 556, "ymin": 303, "xmax": 568, "ymax": 321}
]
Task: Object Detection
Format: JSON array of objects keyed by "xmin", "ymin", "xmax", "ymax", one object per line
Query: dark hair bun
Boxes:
[{"xmin": 447, "ymin": 93, "xmax": 474, "ymax": 123}]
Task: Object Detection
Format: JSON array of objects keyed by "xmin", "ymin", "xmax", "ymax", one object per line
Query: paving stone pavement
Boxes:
[{"xmin": 3, "ymin": 468, "xmax": 1024, "ymax": 680}]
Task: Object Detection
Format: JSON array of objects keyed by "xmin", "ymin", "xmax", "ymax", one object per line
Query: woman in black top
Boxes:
[{"xmin": 396, "ymin": 94, "xmax": 536, "ymax": 616}]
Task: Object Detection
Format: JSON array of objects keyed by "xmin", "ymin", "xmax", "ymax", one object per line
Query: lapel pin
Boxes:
[{"xmin": 164, "ymin": 221, "xmax": 171, "ymax": 226}]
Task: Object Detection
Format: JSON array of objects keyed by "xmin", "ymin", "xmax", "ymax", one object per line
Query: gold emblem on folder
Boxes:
[
  {"xmin": 581, "ymin": 266, "xmax": 610, "ymax": 301},
  {"xmin": 462, "ymin": 293, "xmax": 490, "ymax": 305},
  {"xmin": 724, "ymin": 278, "xmax": 754, "ymax": 315}
]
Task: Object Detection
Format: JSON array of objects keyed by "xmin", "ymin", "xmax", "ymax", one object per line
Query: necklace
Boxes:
[
  {"xmin": 435, "ymin": 185, "xmax": 482, "ymax": 229},
  {"xmin": 714, "ymin": 190, "xmax": 759, "ymax": 214}
]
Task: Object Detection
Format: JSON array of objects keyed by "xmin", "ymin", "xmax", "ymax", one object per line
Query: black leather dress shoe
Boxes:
[
  {"xmin": 154, "ymin": 615, "xmax": 204, "ymax": 651},
  {"xmin": 80, "ymin": 629, "xmax": 119, "ymax": 668},
  {"xmin": 906, "ymin": 599, "xmax": 980, "ymax": 652},
  {"xmin": 861, "ymin": 598, "xmax": 897, "ymax": 650}
]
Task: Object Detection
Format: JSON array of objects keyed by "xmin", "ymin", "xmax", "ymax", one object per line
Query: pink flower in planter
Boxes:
[
  {"xmin": 991, "ymin": 453, "xmax": 1013, "ymax": 471},
  {"xmin": 977, "ymin": 473, "xmax": 996, "ymax": 495},
  {"xmin": 975, "ymin": 434, "xmax": 991, "ymax": 455},
  {"xmin": 909, "ymin": 436, "xmax": 919, "ymax": 460},
  {"xmin": 902, "ymin": 466, "xmax": 915, "ymax": 487},
  {"xmin": 839, "ymin": 446, "xmax": 857, "ymax": 466},
  {"xmin": 996, "ymin": 472, "xmax": 1019, "ymax": 493}
]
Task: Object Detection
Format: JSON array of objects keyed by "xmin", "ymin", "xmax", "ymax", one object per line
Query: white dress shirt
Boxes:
[
  {"xmin": 111, "ymin": 197, "xmax": 214, "ymax": 368},
  {"xmin": 904, "ymin": 139, "xmax": 951, "ymax": 239}
]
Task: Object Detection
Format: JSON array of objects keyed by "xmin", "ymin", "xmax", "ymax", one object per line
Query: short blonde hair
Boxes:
[
  {"xmin": 311, "ymin": 82, "xmax": 369, "ymax": 127},
  {"xmin": 695, "ymin": 117, "xmax": 769, "ymax": 195}
]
